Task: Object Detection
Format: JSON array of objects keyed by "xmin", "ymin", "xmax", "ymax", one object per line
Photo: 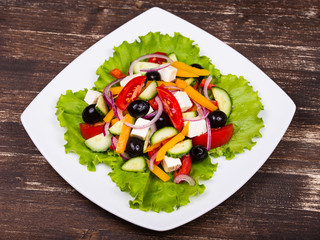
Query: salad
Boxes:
[{"xmin": 56, "ymin": 32, "xmax": 264, "ymax": 212}]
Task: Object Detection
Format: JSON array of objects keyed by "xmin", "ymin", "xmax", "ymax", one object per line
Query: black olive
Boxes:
[
  {"xmin": 191, "ymin": 63, "xmax": 204, "ymax": 82},
  {"xmin": 190, "ymin": 145, "xmax": 208, "ymax": 162},
  {"xmin": 125, "ymin": 137, "xmax": 144, "ymax": 158},
  {"xmin": 127, "ymin": 100, "xmax": 150, "ymax": 118},
  {"xmin": 155, "ymin": 112, "xmax": 173, "ymax": 129},
  {"xmin": 207, "ymin": 110, "xmax": 227, "ymax": 128},
  {"xmin": 82, "ymin": 104, "xmax": 101, "ymax": 124},
  {"xmin": 146, "ymin": 71, "xmax": 161, "ymax": 81}
]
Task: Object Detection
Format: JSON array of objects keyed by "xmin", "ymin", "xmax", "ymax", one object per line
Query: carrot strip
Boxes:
[
  {"xmin": 116, "ymin": 114, "xmax": 133, "ymax": 154},
  {"xmin": 155, "ymin": 122, "xmax": 189, "ymax": 162},
  {"xmin": 103, "ymin": 109, "xmax": 114, "ymax": 123},
  {"xmin": 171, "ymin": 61, "xmax": 210, "ymax": 76},
  {"xmin": 146, "ymin": 160, "xmax": 170, "ymax": 182}
]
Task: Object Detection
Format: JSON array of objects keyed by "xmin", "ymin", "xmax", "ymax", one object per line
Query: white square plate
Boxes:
[{"xmin": 21, "ymin": 7, "xmax": 295, "ymax": 231}]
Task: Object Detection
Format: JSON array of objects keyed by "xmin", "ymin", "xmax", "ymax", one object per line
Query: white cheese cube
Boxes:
[
  {"xmin": 130, "ymin": 118, "xmax": 151, "ymax": 140},
  {"xmin": 84, "ymin": 90, "xmax": 102, "ymax": 105},
  {"xmin": 162, "ymin": 156, "xmax": 182, "ymax": 173},
  {"xmin": 173, "ymin": 91, "xmax": 193, "ymax": 112},
  {"xmin": 158, "ymin": 65, "xmax": 177, "ymax": 82},
  {"xmin": 120, "ymin": 73, "xmax": 142, "ymax": 87},
  {"xmin": 184, "ymin": 119, "xmax": 207, "ymax": 138}
]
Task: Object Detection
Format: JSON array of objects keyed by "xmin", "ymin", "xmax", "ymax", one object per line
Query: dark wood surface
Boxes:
[{"xmin": 1, "ymin": 0, "xmax": 319, "ymax": 239}]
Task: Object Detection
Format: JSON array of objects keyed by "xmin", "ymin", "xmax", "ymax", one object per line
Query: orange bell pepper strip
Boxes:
[
  {"xmin": 111, "ymin": 118, "xmax": 119, "ymax": 126},
  {"xmin": 171, "ymin": 61, "xmax": 210, "ymax": 76},
  {"xmin": 109, "ymin": 86, "xmax": 123, "ymax": 95},
  {"xmin": 176, "ymin": 69, "xmax": 199, "ymax": 78},
  {"xmin": 144, "ymin": 142, "xmax": 161, "ymax": 153},
  {"xmin": 156, "ymin": 122, "xmax": 189, "ymax": 162},
  {"xmin": 146, "ymin": 160, "xmax": 170, "ymax": 182},
  {"xmin": 103, "ymin": 109, "xmax": 114, "ymax": 123},
  {"xmin": 115, "ymin": 114, "xmax": 133, "ymax": 154},
  {"xmin": 156, "ymin": 81, "xmax": 176, "ymax": 86},
  {"xmin": 176, "ymin": 79, "xmax": 217, "ymax": 112},
  {"xmin": 110, "ymin": 68, "xmax": 127, "ymax": 79}
]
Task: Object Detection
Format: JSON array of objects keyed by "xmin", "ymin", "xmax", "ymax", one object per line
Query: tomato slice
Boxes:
[
  {"xmin": 174, "ymin": 155, "xmax": 192, "ymax": 180},
  {"xmin": 148, "ymin": 97, "xmax": 158, "ymax": 110},
  {"xmin": 192, "ymin": 124, "xmax": 234, "ymax": 149},
  {"xmin": 148, "ymin": 52, "xmax": 167, "ymax": 64},
  {"xmin": 156, "ymin": 86, "xmax": 184, "ymax": 132},
  {"xmin": 115, "ymin": 76, "xmax": 146, "ymax": 111},
  {"xmin": 79, "ymin": 122, "xmax": 105, "ymax": 140},
  {"xmin": 110, "ymin": 68, "xmax": 127, "ymax": 79}
]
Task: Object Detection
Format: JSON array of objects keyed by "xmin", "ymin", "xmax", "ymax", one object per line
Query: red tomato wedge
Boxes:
[
  {"xmin": 192, "ymin": 124, "xmax": 234, "ymax": 149},
  {"xmin": 110, "ymin": 68, "xmax": 127, "ymax": 79},
  {"xmin": 115, "ymin": 76, "xmax": 146, "ymax": 111},
  {"xmin": 174, "ymin": 155, "xmax": 192, "ymax": 180},
  {"xmin": 156, "ymin": 86, "xmax": 184, "ymax": 132},
  {"xmin": 79, "ymin": 122, "xmax": 105, "ymax": 140},
  {"xmin": 148, "ymin": 52, "xmax": 167, "ymax": 64},
  {"xmin": 148, "ymin": 97, "xmax": 158, "ymax": 110}
]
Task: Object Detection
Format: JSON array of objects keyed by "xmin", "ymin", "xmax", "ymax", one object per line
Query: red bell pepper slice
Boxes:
[
  {"xmin": 200, "ymin": 79, "xmax": 216, "ymax": 89},
  {"xmin": 110, "ymin": 68, "xmax": 127, "ymax": 79},
  {"xmin": 192, "ymin": 124, "xmax": 234, "ymax": 149},
  {"xmin": 156, "ymin": 86, "xmax": 184, "ymax": 132},
  {"xmin": 115, "ymin": 76, "xmax": 146, "ymax": 111}
]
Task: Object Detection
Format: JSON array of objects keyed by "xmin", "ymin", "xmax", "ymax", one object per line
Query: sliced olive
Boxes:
[
  {"xmin": 82, "ymin": 104, "xmax": 101, "ymax": 124},
  {"xmin": 190, "ymin": 145, "xmax": 208, "ymax": 162},
  {"xmin": 127, "ymin": 100, "xmax": 150, "ymax": 118},
  {"xmin": 207, "ymin": 110, "xmax": 227, "ymax": 128}
]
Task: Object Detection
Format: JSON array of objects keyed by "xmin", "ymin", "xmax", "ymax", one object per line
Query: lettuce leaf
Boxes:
[{"xmin": 56, "ymin": 32, "xmax": 263, "ymax": 212}]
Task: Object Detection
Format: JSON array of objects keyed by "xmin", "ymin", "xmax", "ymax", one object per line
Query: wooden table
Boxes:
[{"xmin": 1, "ymin": 1, "xmax": 319, "ymax": 239}]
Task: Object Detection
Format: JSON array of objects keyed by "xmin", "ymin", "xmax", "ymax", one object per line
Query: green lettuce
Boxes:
[{"xmin": 56, "ymin": 32, "xmax": 263, "ymax": 212}]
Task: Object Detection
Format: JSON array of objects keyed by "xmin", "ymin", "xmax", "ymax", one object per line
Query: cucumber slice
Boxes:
[
  {"xmin": 143, "ymin": 128, "xmax": 152, "ymax": 152},
  {"xmin": 150, "ymin": 127, "xmax": 178, "ymax": 145},
  {"xmin": 95, "ymin": 95, "xmax": 108, "ymax": 116},
  {"xmin": 108, "ymin": 120, "xmax": 123, "ymax": 135},
  {"xmin": 185, "ymin": 78, "xmax": 197, "ymax": 86},
  {"xmin": 133, "ymin": 62, "xmax": 159, "ymax": 74},
  {"xmin": 212, "ymin": 87, "xmax": 232, "ymax": 117},
  {"xmin": 121, "ymin": 156, "xmax": 146, "ymax": 172},
  {"xmin": 139, "ymin": 81, "xmax": 158, "ymax": 100},
  {"xmin": 84, "ymin": 133, "xmax": 112, "ymax": 152},
  {"xmin": 167, "ymin": 139, "xmax": 192, "ymax": 158},
  {"xmin": 168, "ymin": 53, "xmax": 178, "ymax": 62},
  {"xmin": 182, "ymin": 111, "xmax": 197, "ymax": 119}
]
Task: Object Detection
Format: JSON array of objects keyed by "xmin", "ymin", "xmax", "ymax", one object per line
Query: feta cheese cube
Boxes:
[
  {"xmin": 130, "ymin": 118, "xmax": 151, "ymax": 140},
  {"xmin": 162, "ymin": 156, "xmax": 182, "ymax": 173},
  {"xmin": 158, "ymin": 65, "xmax": 177, "ymax": 82},
  {"xmin": 120, "ymin": 73, "xmax": 142, "ymax": 87},
  {"xmin": 184, "ymin": 119, "xmax": 207, "ymax": 138},
  {"xmin": 173, "ymin": 91, "xmax": 193, "ymax": 112},
  {"xmin": 84, "ymin": 90, "xmax": 102, "ymax": 105}
]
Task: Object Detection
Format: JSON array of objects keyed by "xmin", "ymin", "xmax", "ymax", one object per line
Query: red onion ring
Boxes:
[
  {"xmin": 203, "ymin": 75, "xmax": 213, "ymax": 101},
  {"xmin": 103, "ymin": 122, "xmax": 110, "ymax": 136},
  {"xmin": 103, "ymin": 78, "xmax": 124, "ymax": 107},
  {"xmin": 182, "ymin": 101, "xmax": 209, "ymax": 121},
  {"xmin": 128, "ymin": 54, "xmax": 173, "ymax": 75},
  {"xmin": 109, "ymin": 91, "xmax": 123, "ymax": 121},
  {"xmin": 140, "ymin": 62, "xmax": 172, "ymax": 73},
  {"xmin": 143, "ymin": 110, "xmax": 158, "ymax": 119},
  {"xmin": 173, "ymin": 174, "xmax": 196, "ymax": 186},
  {"xmin": 111, "ymin": 136, "xmax": 118, "ymax": 149},
  {"xmin": 205, "ymin": 118, "xmax": 211, "ymax": 150},
  {"xmin": 149, "ymin": 150, "xmax": 158, "ymax": 171},
  {"xmin": 124, "ymin": 96, "xmax": 163, "ymax": 129},
  {"xmin": 120, "ymin": 152, "xmax": 130, "ymax": 161}
]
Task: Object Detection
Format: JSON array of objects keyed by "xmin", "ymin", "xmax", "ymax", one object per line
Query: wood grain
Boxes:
[{"xmin": 0, "ymin": 0, "xmax": 319, "ymax": 239}]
